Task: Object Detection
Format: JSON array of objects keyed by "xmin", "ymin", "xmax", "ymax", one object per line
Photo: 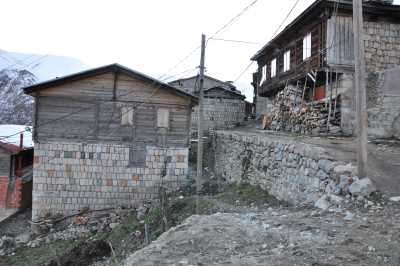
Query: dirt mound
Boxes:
[{"xmin": 125, "ymin": 205, "xmax": 400, "ymax": 266}]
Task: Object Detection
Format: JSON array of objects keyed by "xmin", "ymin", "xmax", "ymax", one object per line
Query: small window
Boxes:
[
  {"xmin": 303, "ymin": 33, "xmax": 312, "ymax": 60},
  {"xmin": 260, "ymin": 65, "xmax": 267, "ymax": 85},
  {"xmin": 80, "ymin": 152, "xmax": 86, "ymax": 159},
  {"xmin": 129, "ymin": 147, "xmax": 146, "ymax": 167},
  {"xmin": 157, "ymin": 108, "xmax": 170, "ymax": 128},
  {"xmin": 89, "ymin": 152, "xmax": 94, "ymax": 159},
  {"xmin": 121, "ymin": 106, "xmax": 134, "ymax": 126},
  {"xmin": 284, "ymin": 50, "xmax": 291, "ymax": 72},
  {"xmin": 64, "ymin": 151, "xmax": 74, "ymax": 159},
  {"xmin": 271, "ymin": 58, "xmax": 277, "ymax": 78}
]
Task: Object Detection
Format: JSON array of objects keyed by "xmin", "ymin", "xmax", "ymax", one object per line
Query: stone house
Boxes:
[
  {"xmin": 0, "ymin": 127, "xmax": 33, "ymax": 212},
  {"xmin": 251, "ymin": 0, "xmax": 400, "ymax": 137},
  {"xmin": 23, "ymin": 64, "xmax": 198, "ymax": 221},
  {"xmin": 170, "ymin": 75, "xmax": 247, "ymax": 131}
]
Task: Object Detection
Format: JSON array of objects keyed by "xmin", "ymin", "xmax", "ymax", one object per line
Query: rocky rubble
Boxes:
[
  {"xmin": 0, "ymin": 208, "xmax": 130, "ymax": 257},
  {"xmin": 124, "ymin": 200, "xmax": 400, "ymax": 266}
]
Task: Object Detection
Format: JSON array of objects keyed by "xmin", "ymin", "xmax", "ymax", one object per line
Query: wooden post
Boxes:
[
  {"xmin": 327, "ymin": 70, "xmax": 333, "ymax": 133},
  {"xmin": 196, "ymin": 34, "xmax": 206, "ymax": 214},
  {"xmin": 353, "ymin": 0, "xmax": 368, "ymax": 178}
]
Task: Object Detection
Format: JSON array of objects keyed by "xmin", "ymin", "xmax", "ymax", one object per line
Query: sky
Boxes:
[{"xmin": 1, "ymin": 0, "xmax": 399, "ymax": 101}]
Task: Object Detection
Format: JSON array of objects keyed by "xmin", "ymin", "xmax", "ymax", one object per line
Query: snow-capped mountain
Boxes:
[
  {"xmin": 0, "ymin": 49, "xmax": 88, "ymax": 81},
  {"xmin": 0, "ymin": 49, "xmax": 89, "ymax": 125},
  {"xmin": 0, "ymin": 69, "xmax": 36, "ymax": 125}
]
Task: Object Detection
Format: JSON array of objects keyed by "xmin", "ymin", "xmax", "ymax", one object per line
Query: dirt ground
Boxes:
[{"xmin": 125, "ymin": 199, "xmax": 400, "ymax": 266}]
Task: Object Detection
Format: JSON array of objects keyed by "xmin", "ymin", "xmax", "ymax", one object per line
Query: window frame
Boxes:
[
  {"xmin": 157, "ymin": 108, "xmax": 170, "ymax": 129},
  {"xmin": 303, "ymin": 33, "xmax": 312, "ymax": 60},
  {"xmin": 121, "ymin": 106, "xmax": 134, "ymax": 126},
  {"xmin": 270, "ymin": 58, "xmax": 277, "ymax": 78},
  {"xmin": 283, "ymin": 50, "xmax": 291, "ymax": 72},
  {"xmin": 128, "ymin": 147, "xmax": 146, "ymax": 167},
  {"xmin": 259, "ymin": 65, "xmax": 267, "ymax": 85}
]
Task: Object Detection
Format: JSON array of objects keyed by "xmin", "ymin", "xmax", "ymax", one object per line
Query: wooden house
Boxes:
[
  {"xmin": 170, "ymin": 75, "xmax": 247, "ymax": 131},
  {"xmin": 23, "ymin": 64, "xmax": 197, "ymax": 221},
  {"xmin": 251, "ymin": 0, "xmax": 400, "ymax": 135}
]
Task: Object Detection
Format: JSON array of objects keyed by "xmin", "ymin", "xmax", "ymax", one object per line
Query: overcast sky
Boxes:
[{"xmin": 2, "ymin": 0, "xmax": 399, "ymax": 100}]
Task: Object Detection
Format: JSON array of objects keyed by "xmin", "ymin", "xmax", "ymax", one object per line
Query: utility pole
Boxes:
[
  {"xmin": 352, "ymin": 0, "xmax": 368, "ymax": 178},
  {"xmin": 196, "ymin": 34, "xmax": 206, "ymax": 214}
]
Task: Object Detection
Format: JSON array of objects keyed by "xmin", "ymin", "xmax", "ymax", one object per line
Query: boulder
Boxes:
[
  {"xmin": 314, "ymin": 195, "xmax": 331, "ymax": 210},
  {"xmin": 349, "ymin": 178, "xmax": 376, "ymax": 197},
  {"xmin": 389, "ymin": 196, "xmax": 400, "ymax": 202},
  {"xmin": 334, "ymin": 164, "xmax": 357, "ymax": 175}
]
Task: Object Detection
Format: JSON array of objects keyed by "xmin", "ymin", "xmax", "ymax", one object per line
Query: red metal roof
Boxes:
[{"xmin": 0, "ymin": 141, "xmax": 23, "ymax": 154}]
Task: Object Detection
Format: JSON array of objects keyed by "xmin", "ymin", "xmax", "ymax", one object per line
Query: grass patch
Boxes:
[
  {"xmin": 216, "ymin": 182, "xmax": 281, "ymax": 206},
  {"xmin": 0, "ymin": 239, "xmax": 79, "ymax": 266}
]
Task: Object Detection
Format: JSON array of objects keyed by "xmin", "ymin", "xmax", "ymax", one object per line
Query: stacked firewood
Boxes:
[{"xmin": 266, "ymin": 85, "xmax": 341, "ymax": 135}]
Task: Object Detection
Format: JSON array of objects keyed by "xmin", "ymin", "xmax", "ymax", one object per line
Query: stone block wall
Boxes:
[
  {"xmin": 367, "ymin": 68, "xmax": 400, "ymax": 138},
  {"xmin": 192, "ymin": 98, "xmax": 245, "ymax": 130},
  {"xmin": 364, "ymin": 21, "xmax": 400, "ymax": 73},
  {"xmin": 337, "ymin": 18, "xmax": 400, "ymax": 137},
  {"xmin": 255, "ymin": 96, "xmax": 274, "ymax": 116},
  {"xmin": 32, "ymin": 142, "xmax": 189, "ymax": 221},
  {"xmin": 212, "ymin": 131, "xmax": 353, "ymax": 204}
]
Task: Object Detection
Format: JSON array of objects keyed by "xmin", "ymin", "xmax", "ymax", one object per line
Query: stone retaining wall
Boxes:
[
  {"xmin": 212, "ymin": 131, "xmax": 355, "ymax": 204},
  {"xmin": 32, "ymin": 142, "xmax": 188, "ymax": 221}
]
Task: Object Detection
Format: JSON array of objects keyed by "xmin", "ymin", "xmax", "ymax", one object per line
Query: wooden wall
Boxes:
[
  {"xmin": 34, "ymin": 72, "xmax": 192, "ymax": 147},
  {"xmin": 257, "ymin": 18, "xmax": 326, "ymax": 96},
  {"xmin": 326, "ymin": 15, "xmax": 355, "ymax": 67}
]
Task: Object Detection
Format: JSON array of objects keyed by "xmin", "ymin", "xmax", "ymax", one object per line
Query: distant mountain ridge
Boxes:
[{"xmin": 0, "ymin": 49, "xmax": 89, "ymax": 125}]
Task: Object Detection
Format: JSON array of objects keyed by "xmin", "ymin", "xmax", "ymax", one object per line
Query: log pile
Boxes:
[{"xmin": 266, "ymin": 85, "xmax": 341, "ymax": 135}]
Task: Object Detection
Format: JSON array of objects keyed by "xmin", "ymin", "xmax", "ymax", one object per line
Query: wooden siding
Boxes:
[
  {"xmin": 257, "ymin": 18, "xmax": 326, "ymax": 96},
  {"xmin": 35, "ymin": 72, "xmax": 192, "ymax": 147},
  {"xmin": 327, "ymin": 15, "xmax": 355, "ymax": 67}
]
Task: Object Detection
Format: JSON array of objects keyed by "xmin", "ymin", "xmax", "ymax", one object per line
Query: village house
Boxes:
[
  {"xmin": 170, "ymin": 75, "xmax": 247, "ymax": 131},
  {"xmin": 251, "ymin": 0, "xmax": 400, "ymax": 137},
  {"xmin": 0, "ymin": 126, "xmax": 33, "ymax": 216},
  {"xmin": 23, "ymin": 64, "xmax": 197, "ymax": 221}
]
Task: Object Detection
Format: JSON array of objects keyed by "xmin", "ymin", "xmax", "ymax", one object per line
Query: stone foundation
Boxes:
[
  {"xmin": 212, "ymin": 131, "xmax": 355, "ymax": 204},
  {"xmin": 32, "ymin": 142, "xmax": 189, "ymax": 221}
]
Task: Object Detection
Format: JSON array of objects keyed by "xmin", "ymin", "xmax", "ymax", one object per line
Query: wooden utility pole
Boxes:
[
  {"xmin": 196, "ymin": 34, "xmax": 206, "ymax": 214},
  {"xmin": 352, "ymin": 0, "xmax": 368, "ymax": 178}
]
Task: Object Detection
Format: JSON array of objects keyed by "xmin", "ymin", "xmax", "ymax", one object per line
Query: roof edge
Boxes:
[{"xmin": 23, "ymin": 63, "xmax": 198, "ymax": 103}]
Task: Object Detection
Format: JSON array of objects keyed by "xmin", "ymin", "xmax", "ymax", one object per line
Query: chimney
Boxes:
[{"xmin": 19, "ymin": 133, "xmax": 24, "ymax": 150}]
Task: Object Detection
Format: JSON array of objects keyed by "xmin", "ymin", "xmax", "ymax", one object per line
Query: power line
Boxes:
[
  {"xmin": 0, "ymin": 65, "xmax": 198, "ymax": 142},
  {"xmin": 234, "ymin": 61, "xmax": 254, "ymax": 82},
  {"xmin": 209, "ymin": 38, "xmax": 262, "ymax": 45},
  {"xmin": 208, "ymin": 0, "xmax": 259, "ymax": 41},
  {"xmin": 232, "ymin": 0, "xmax": 301, "ymax": 83},
  {"xmin": 1, "ymin": 0, "xmax": 261, "ymax": 142},
  {"xmin": 270, "ymin": 0, "xmax": 300, "ymax": 39}
]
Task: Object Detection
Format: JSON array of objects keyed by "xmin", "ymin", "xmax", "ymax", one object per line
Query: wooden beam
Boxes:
[{"xmin": 113, "ymin": 71, "xmax": 118, "ymax": 101}]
